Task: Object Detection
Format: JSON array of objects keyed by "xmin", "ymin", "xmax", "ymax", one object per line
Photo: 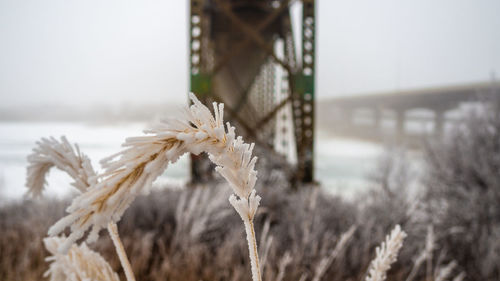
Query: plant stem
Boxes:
[
  {"xmin": 244, "ymin": 218, "xmax": 262, "ymax": 281},
  {"xmin": 107, "ymin": 222, "xmax": 136, "ymax": 281}
]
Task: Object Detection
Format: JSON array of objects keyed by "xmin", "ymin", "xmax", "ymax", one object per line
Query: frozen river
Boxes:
[{"xmin": 0, "ymin": 122, "xmax": 383, "ymax": 201}]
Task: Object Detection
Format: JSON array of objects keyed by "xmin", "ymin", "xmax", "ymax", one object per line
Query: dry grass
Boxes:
[
  {"xmin": 4, "ymin": 100, "xmax": 500, "ymax": 280},
  {"xmin": 24, "ymin": 94, "xmax": 265, "ymax": 281},
  {"xmin": 0, "ymin": 180, "xmax": 425, "ymax": 281}
]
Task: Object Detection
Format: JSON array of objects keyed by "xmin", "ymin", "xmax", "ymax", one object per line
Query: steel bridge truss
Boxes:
[{"xmin": 189, "ymin": 0, "xmax": 316, "ymax": 184}]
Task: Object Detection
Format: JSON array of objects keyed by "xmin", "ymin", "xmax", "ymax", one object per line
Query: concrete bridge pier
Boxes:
[
  {"xmin": 373, "ymin": 108, "xmax": 382, "ymax": 129},
  {"xmin": 396, "ymin": 109, "xmax": 406, "ymax": 137},
  {"xmin": 327, "ymin": 81, "xmax": 500, "ymax": 142},
  {"xmin": 342, "ymin": 108, "xmax": 354, "ymax": 127},
  {"xmin": 434, "ymin": 109, "xmax": 445, "ymax": 137}
]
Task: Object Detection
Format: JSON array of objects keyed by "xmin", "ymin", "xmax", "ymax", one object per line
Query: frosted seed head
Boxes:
[
  {"xmin": 228, "ymin": 194, "xmax": 250, "ymax": 221},
  {"xmin": 248, "ymin": 189, "xmax": 261, "ymax": 218},
  {"xmin": 26, "ymin": 136, "xmax": 96, "ymax": 197},
  {"xmin": 38, "ymin": 93, "xmax": 262, "ymax": 252},
  {"xmin": 365, "ymin": 224, "xmax": 407, "ymax": 281},
  {"xmin": 195, "ymin": 131, "xmax": 208, "ymax": 140},
  {"xmin": 44, "ymin": 236, "xmax": 120, "ymax": 281}
]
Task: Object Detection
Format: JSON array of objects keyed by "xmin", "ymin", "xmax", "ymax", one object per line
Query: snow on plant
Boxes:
[
  {"xmin": 43, "ymin": 236, "xmax": 120, "ymax": 281},
  {"xmin": 26, "ymin": 92, "xmax": 413, "ymax": 281},
  {"xmin": 365, "ymin": 224, "xmax": 407, "ymax": 281},
  {"xmin": 434, "ymin": 261, "xmax": 457, "ymax": 281},
  {"xmin": 26, "ymin": 136, "xmax": 97, "ymax": 197},
  {"xmin": 28, "ymin": 93, "xmax": 262, "ymax": 281},
  {"xmin": 26, "ymin": 137, "xmax": 136, "ymax": 281},
  {"xmin": 313, "ymin": 225, "xmax": 357, "ymax": 281}
]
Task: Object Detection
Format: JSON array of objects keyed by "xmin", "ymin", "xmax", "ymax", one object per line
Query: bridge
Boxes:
[
  {"xmin": 189, "ymin": 0, "xmax": 316, "ymax": 184},
  {"xmin": 319, "ymin": 81, "xmax": 500, "ymax": 142}
]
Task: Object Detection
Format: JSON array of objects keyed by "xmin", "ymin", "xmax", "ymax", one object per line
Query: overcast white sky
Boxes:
[{"xmin": 0, "ymin": 0, "xmax": 499, "ymax": 108}]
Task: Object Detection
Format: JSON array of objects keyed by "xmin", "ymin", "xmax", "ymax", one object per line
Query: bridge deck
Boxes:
[{"xmin": 328, "ymin": 81, "xmax": 500, "ymax": 111}]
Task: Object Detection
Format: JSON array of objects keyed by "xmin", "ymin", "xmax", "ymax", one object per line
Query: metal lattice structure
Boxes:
[{"xmin": 189, "ymin": 0, "xmax": 316, "ymax": 184}]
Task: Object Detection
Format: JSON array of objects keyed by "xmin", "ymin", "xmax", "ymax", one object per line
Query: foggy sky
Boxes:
[{"xmin": 0, "ymin": 0, "xmax": 499, "ymax": 108}]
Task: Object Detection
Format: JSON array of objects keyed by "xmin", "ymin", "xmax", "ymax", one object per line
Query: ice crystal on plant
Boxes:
[
  {"xmin": 43, "ymin": 236, "xmax": 120, "ymax": 281},
  {"xmin": 366, "ymin": 225, "xmax": 407, "ymax": 281},
  {"xmin": 48, "ymin": 93, "xmax": 261, "ymax": 256},
  {"xmin": 26, "ymin": 136, "xmax": 97, "ymax": 198}
]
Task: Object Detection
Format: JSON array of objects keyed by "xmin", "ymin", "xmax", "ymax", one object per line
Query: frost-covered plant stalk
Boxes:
[
  {"xmin": 229, "ymin": 189, "xmax": 262, "ymax": 281},
  {"xmin": 41, "ymin": 93, "xmax": 261, "ymax": 281},
  {"xmin": 313, "ymin": 225, "xmax": 357, "ymax": 281},
  {"xmin": 43, "ymin": 236, "xmax": 120, "ymax": 281},
  {"xmin": 26, "ymin": 137, "xmax": 135, "ymax": 281},
  {"xmin": 26, "ymin": 136, "xmax": 97, "ymax": 197},
  {"xmin": 365, "ymin": 225, "xmax": 407, "ymax": 281}
]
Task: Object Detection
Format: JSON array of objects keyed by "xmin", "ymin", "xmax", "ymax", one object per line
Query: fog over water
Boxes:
[
  {"xmin": 0, "ymin": 122, "xmax": 384, "ymax": 202},
  {"xmin": 0, "ymin": 0, "xmax": 498, "ymax": 201}
]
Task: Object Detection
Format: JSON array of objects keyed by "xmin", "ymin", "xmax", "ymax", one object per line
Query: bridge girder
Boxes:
[
  {"xmin": 330, "ymin": 82, "xmax": 500, "ymax": 113},
  {"xmin": 189, "ymin": 0, "xmax": 316, "ymax": 185}
]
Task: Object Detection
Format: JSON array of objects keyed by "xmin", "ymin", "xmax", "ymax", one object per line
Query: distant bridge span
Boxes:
[
  {"xmin": 331, "ymin": 81, "xmax": 500, "ymax": 112},
  {"xmin": 321, "ymin": 81, "xmax": 500, "ymax": 141}
]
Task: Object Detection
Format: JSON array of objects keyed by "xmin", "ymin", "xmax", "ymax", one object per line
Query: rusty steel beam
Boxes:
[
  {"xmin": 214, "ymin": 0, "xmax": 293, "ymax": 73},
  {"xmin": 255, "ymin": 95, "xmax": 292, "ymax": 129},
  {"xmin": 212, "ymin": 0, "xmax": 294, "ymax": 74},
  {"xmin": 189, "ymin": 0, "xmax": 316, "ymax": 186}
]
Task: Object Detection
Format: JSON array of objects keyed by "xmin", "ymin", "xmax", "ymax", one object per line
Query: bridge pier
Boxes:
[
  {"xmin": 373, "ymin": 108, "xmax": 381, "ymax": 129},
  {"xmin": 396, "ymin": 110, "xmax": 406, "ymax": 137},
  {"xmin": 327, "ymin": 81, "xmax": 500, "ymax": 142},
  {"xmin": 342, "ymin": 108, "xmax": 354, "ymax": 127},
  {"xmin": 434, "ymin": 110, "xmax": 445, "ymax": 136}
]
